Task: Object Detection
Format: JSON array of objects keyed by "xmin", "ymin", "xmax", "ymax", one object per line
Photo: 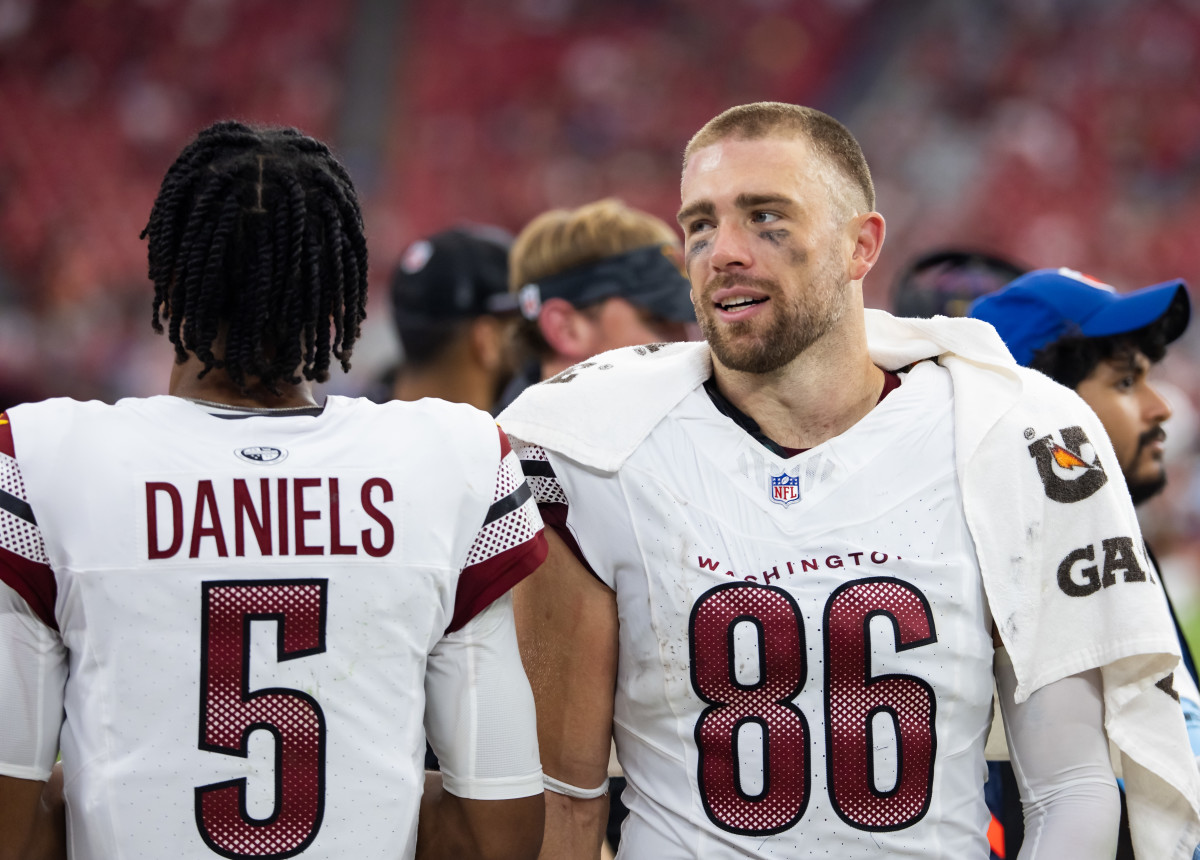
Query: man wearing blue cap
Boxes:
[
  {"xmin": 970, "ymin": 266, "xmax": 1190, "ymax": 548},
  {"xmin": 971, "ymin": 266, "xmax": 1199, "ymax": 860}
]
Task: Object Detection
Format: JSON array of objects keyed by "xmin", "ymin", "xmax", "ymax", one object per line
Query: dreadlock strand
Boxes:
[
  {"xmin": 194, "ymin": 192, "xmax": 244, "ymax": 384},
  {"xmin": 263, "ymin": 192, "xmax": 291, "ymax": 376},
  {"xmin": 274, "ymin": 171, "xmax": 308, "ymax": 385},
  {"xmin": 232, "ymin": 214, "xmax": 274, "ymax": 390},
  {"xmin": 315, "ymin": 197, "xmax": 342, "ymax": 368},
  {"xmin": 177, "ymin": 178, "xmax": 232, "ymax": 377},
  {"xmin": 301, "ymin": 210, "xmax": 326, "ymax": 381}
]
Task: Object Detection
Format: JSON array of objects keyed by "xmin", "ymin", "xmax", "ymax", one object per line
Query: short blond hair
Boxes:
[
  {"xmin": 509, "ymin": 198, "xmax": 680, "ymax": 290},
  {"xmin": 683, "ymin": 102, "xmax": 875, "ymax": 212},
  {"xmin": 507, "ymin": 198, "xmax": 681, "ymax": 361}
]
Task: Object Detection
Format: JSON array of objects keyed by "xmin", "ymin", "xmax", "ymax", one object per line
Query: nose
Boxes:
[
  {"xmin": 1144, "ymin": 381, "xmax": 1172, "ymax": 426},
  {"xmin": 707, "ymin": 223, "xmax": 753, "ymax": 271}
]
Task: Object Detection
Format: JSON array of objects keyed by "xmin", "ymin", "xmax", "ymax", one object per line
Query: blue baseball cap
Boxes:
[{"xmin": 968, "ymin": 267, "xmax": 1190, "ymax": 366}]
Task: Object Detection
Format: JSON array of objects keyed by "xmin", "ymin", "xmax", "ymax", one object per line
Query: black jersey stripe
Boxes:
[
  {"xmin": 484, "ymin": 482, "xmax": 532, "ymax": 526},
  {"xmin": 0, "ymin": 487, "xmax": 36, "ymax": 525},
  {"xmin": 519, "ymin": 459, "xmax": 556, "ymax": 478}
]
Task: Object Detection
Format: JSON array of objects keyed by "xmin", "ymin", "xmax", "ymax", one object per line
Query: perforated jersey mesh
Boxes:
[
  {"xmin": 512, "ymin": 441, "xmax": 568, "ymax": 505},
  {"xmin": 463, "ymin": 447, "xmax": 541, "ymax": 567},
  {"xmin": 0, "ymin": 452, "xmax": 48, "ymax": 564}
]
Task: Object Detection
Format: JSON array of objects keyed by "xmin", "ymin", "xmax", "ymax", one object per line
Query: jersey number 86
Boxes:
[{"xmin": 688, "ymin": 578, "xmax": 937, "ymax": 836}]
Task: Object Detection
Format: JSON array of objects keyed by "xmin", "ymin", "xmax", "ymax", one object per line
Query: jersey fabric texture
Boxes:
[
  {"xmin": 519, "ymin": 362, "xmax": 994, "ymax": 858},
  {"xmin": 0, "ymin": 394, "xmax": 546, "ymax": 860},
  {"xmin": 499, "ymin": 310, "xmax": 1200, "ymax": 859}
]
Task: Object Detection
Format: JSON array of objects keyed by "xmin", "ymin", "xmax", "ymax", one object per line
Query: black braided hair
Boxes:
[{"xmin": 142, "ymin": 120, "xmax": 368, "ymax": 393}]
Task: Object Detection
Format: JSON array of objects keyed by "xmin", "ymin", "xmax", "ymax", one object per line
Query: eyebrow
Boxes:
[
  {"xmin": 735, "ymin": 193, "xmax": 793, "ymax": 210},
  {"xmin": 1107, "ymin": 350, "xmax": 1150, "ymax": 375},
  {"xmin": 676, "ymin": 200, "xmax": 714, "ymax": 226},
  {"xmin": 676, "ymin": 193, "xmax": 794, "ymax": 226}
]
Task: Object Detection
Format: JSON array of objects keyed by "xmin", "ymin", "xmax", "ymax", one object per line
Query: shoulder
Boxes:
[
  {"xmin": 9, "ymin": 396, "xmax": 109, "ymax": 420},
  {"xmin": 500, "ymin": 342, "xmax": 711, "ymax": 472},
  {"xmin": 349, "ymin": 394, "xmax": 492, "ymax": 423},
  {"xmin": 1000, "ymin": 365, "xmax": 1105, "ymax": 429},
  {"xmin": 335, "ymin": 395, "xmax": 501, "ymax": 448},
  {"xmin": 6, "ymin": 397, "xmax": 117, "ymax": 450}
]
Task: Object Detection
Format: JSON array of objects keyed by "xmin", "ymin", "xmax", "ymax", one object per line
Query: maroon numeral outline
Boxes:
[
  {"xmin": 195, "ymin": 579, "xmax": 329, "ymax": 859},
  {"xmin": 689, "ymin": 577, "xmax": 938, "ymax": 837},
  {"xmin": 689, "ymin": 582, "xmax": 810, "ymax": 835},
  {"xmin": 824, "ymin": 577, "xmax": 937, "ymax": 832}
]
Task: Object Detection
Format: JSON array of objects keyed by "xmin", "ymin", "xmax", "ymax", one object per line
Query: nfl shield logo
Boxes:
[{"xmin": 770, "ymin": 472, "xmax": 800, "ymax": 508}]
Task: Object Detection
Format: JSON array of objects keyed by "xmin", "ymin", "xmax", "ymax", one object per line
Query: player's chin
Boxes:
[{"xmin": 1127, "ymin": 467, "xmax": 1168, "ymax": 506}]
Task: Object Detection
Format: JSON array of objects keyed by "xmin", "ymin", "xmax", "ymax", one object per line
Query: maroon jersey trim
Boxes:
[
  {"xmin": 0, "ymin": 546, "xmax": 57, "ymax": 631},
  {"xmin": 447, "ymin": 425, "xmax": 546, "ymax": 632},
  {"xmin": 496, "ymin": 427, "xmax": 513, "ymax": 459},
  {"xmin": 0, "ymin": 413, "xmax": 13, "ymax": 456},
  {"xmin": 0, "ymin": 416, "xmax": 56, "ymax": 630},
  {"xmin": 538, "ymin": 501, "xmax": 602, "ymax": 584},
  {"xmin": 448, "ymin": 531, "xmax": 548, "ymax": 633}
]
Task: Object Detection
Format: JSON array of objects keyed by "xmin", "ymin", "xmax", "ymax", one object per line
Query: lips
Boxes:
[
  {"xmin": 716, "ymin": 295, "xmax": 767, "ymax": 311},
  {"xmin": 710, "ymin": 283, "xmax": 770, "ymax": 319},
  {"xmin": 1137, "ymin": 425, "xmax": 1167, "ymax": 460}
]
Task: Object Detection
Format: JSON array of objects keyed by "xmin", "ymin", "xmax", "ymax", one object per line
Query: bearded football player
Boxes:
[{"xmin": 502, "ymin": 102, "xmax": 1200, "ymax": 859}]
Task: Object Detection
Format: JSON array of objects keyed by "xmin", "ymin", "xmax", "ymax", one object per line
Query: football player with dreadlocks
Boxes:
[{"xmin": 0, "ymin": 121, "xmax": 546, "ymax": 860}]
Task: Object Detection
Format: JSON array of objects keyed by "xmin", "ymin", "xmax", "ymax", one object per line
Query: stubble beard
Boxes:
[
  {"xmin": 1128, "ymin": 472, "xmax": 1167, "ymax": 506},
  {"xmin": 699, "ymin": 262, "xmax": 848, "ymax": 375},
  {"xmin": 1128, "ymin": 426, "xmax": 1168, "ymax": 507}
]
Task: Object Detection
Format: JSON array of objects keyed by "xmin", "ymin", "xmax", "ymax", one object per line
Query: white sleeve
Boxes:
[
  {"xmin": 424, "ymin": 591, "xmax": 542, "ymax": 800},
  {"xmin": 995, "ymin": 647, "xmax": 1120, "ymax": 859},
  {"xmin": 0, "ymin": 580, "xmax": 66, "ymax": 781}
]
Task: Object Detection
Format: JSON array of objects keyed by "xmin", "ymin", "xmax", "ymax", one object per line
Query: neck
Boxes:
[
  {"xmin": 709, "ymin": 318, "xmax": 883, "ymax": 450},
  {"xmin": 392, "ymin": 363, "xmax": 497, "ymax": 413},
  {"xmin": 168, "ymin": 358, "xmax": 319, "ymax": 409}
]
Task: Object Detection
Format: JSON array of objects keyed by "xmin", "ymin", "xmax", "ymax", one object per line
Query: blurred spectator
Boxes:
[
  {"xmin": 971, "ymin": 266, "xmax": 1200, "ymax": 860},
  {"xmin": 498, "ymin": 197, "xmax": 695, "ymax": 410},
  {"xmin": 389, "ymin": 225, "xmax": 519, "ymax": 413}
]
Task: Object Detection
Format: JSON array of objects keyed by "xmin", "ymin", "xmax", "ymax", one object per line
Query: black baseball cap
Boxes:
[
  {"xmin": 892, "ymin": 248, "xmax": 1028, "ymax": 319},
  {"xmin": 390, "ymin": 226, "xmax": 519, "ymax": 323},
  {"xmin": 516, "ymin": 244, "xmax": 696, "ymax": 324}
]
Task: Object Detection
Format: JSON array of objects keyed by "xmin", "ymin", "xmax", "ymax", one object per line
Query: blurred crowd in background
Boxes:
[{"xmin": 4, "ymin": 0, "xmax": 1200, "ymax": 637}]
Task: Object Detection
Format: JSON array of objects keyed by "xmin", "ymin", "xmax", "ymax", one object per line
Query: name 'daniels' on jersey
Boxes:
[{"xmin": 145, "ymin": 476, "xmax": 396, "ymax": 560}]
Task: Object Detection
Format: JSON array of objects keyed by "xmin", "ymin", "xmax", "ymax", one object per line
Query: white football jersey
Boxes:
[
  {"xmin": 0, "ymin": 394, "xmax": 546, "ymax": 860},
  {"xmin": 520, "ymin": 361, "xmax": 995, "ymax": 858}
]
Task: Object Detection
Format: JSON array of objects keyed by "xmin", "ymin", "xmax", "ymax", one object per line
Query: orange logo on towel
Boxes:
[
  {"xmin": 1050, "ymin": 444, "xmax": 1088, "ymax": 470},
  {"xmin": 1028, "ymin": 426, "xmax": 1108, "ymax": 504}
]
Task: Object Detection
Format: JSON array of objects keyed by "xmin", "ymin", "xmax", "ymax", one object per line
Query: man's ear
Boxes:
[
  {"xmin": 470, "ymin": 316, "xmax": 507, "ymax": 373},
  {"xmin": 536, "ymin": 298, "xmax": 595, "ymax": 363},
  {"xmin": 848, "ymin": 211, "xmax": 886, "ymax": 283}
]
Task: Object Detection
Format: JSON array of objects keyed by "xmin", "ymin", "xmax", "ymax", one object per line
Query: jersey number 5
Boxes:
[
  {"xmin": 195, "ymin": 579, "xmax": 328, "ymax": 859},
  {"xmin": 689, "ymin": 577, "xmax": 937, "ymax": 836}
]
